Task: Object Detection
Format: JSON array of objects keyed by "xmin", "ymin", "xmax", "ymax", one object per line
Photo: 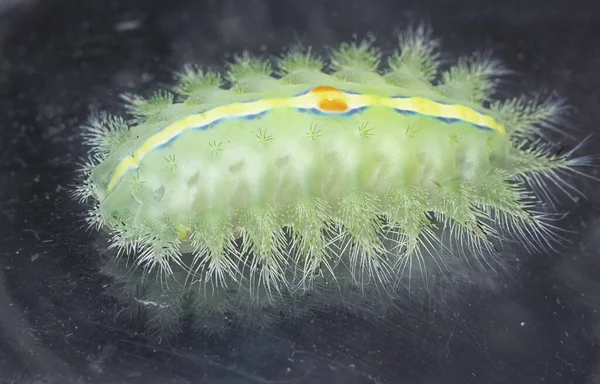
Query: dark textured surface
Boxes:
[{"xmin": 1, "ymin": 0, "xmax": 600, "ymax": 383}]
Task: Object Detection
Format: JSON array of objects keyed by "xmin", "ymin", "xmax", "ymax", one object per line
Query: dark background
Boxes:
[{"xmin": 1, "ymin": 0, "xmax": 600, "ymax": 383}]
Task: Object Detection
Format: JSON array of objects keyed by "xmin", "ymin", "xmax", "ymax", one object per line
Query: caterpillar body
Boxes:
[{"xmin": 75, "ymin": 26, "xmax": 586, "ymax": 335}]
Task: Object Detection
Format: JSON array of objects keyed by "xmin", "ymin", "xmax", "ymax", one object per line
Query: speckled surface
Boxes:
[{"xmin": 1, "ymin": 0, "xmax": 600, "ymax": 383}]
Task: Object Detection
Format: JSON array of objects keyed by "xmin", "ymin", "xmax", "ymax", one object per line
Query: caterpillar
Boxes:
[{"xmin": 74, "ymin": 26, "xmax": 591, "ymax": 336}]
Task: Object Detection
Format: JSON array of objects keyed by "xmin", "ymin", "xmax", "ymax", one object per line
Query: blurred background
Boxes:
[{"xmin": 1, "ymin": 0, "xmax": 600, "ymax": 383}]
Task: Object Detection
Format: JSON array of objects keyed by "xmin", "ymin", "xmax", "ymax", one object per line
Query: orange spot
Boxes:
[
  {"xmin": 318, "ymin": 98, "xmax": 349, "ymax": 112},
  {"xmin": 311, "ymin": 85, "xmax": 349, "ymax": 112},
  {"xmin": 310, "ymin": 85, "xmax": 342, "ymax": 93}
]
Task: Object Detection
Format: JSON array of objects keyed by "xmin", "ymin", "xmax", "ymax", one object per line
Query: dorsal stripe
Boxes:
[{"xmin": 103, "ymin": 86, "xmax": 505, "ymax": 195}]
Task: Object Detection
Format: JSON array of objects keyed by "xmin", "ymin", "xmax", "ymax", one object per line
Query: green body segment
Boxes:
[{"xmin": 90, "ymin": 80, "xmax": 510, "ymax": 233}]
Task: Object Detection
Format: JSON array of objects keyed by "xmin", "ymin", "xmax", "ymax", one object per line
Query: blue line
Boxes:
[
  {"xmin": 296, "ymin": 106, "xmax": 367, "ymax": 116},
  {"xmin": 393, "ymin": 109, "xmax": 493, "ymax": 131}
]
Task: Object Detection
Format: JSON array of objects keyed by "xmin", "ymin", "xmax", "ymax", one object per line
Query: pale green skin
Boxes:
[{"xmin": 91, "ymin": 84, "xmax": 510, "ymax": 243}]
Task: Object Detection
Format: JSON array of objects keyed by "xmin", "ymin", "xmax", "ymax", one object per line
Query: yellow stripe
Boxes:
[{"xmin": 104, "ymin": 89, "xmax": 505, "ymax": 195}]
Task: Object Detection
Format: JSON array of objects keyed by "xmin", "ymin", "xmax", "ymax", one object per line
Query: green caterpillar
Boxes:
[{"xmin": 74, "ymin": 26, "xmax": 590, "ymax": 335}]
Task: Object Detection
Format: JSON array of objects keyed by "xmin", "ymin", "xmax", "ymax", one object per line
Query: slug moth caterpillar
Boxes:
[{"xmin": 74, "ymin": 25, "xmax": 592, "ymax": 336}]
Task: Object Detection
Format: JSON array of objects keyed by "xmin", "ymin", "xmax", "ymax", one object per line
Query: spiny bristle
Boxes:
[
  {"xmin": 226, "ymin": 52, "xmax": 284, "ymax": 93},
  {"xmin": 226, "ymin": 52, "xmax": 273, "ymax": 82},
  {"xmin": 70, "ymin": 155, "xmax": 102, "ymax": 203},
  {"xmin": 509, "ymin": 142, "xmax": 588, "ymax": 204},
  {"xmin": 335, "ymin": 191, "xmax": 391, "ymax": 288},
  {"xmin": 277, "ymin": 46, "xmax": 324, "ymax": 75},
  {"xmin": 288, "ymin": 196, "xmax": 333, "ymax": 285},
  {"xmin": 437, "ymin": 52, "xmax": 507, "ymax": 104},
  {"xmin": 71, "ymin": 177, "xmax": 95, "ymax": 203},
  {"xmin": 329, "ymin": 39, "xmax": 381, "ymax": 73},
  {"xmin": 174, "ymin": 64, "xmax": 223, "ymax": 96},
  {"xmin": 136, "ymin": 225, "xmax": 184, "ymax": 278},
  {"xmin": 189, "ymin": 209, "xmax": 239, "ymax": 288},
  {"xmin": 122, "ymin": 90, "xmax": 174, "ymax": 122},
  {"xmin": 431, "ymin": 182, "xmax": 495, "ymax": 250},
  {"xmin": 386, "ymin": 24, "xmax": 440, "ymax": 85},
  {"xmin": 239, "ymin": 204, "xmax": 289, "ymax": 297},
  {"xmin": 81, "ymin": 113, "xmax": 130, "ymax": 158},
  {"xmin": 85, "ymin": 204, "xmax": 106, "ymax": 231},
  {"xmin": 75, "ymin": 153, "xmax": 103, "ymax": 175},
  {"xmin": 491, "ymin": 94, "xmax": 569, "ymax": 139}
]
